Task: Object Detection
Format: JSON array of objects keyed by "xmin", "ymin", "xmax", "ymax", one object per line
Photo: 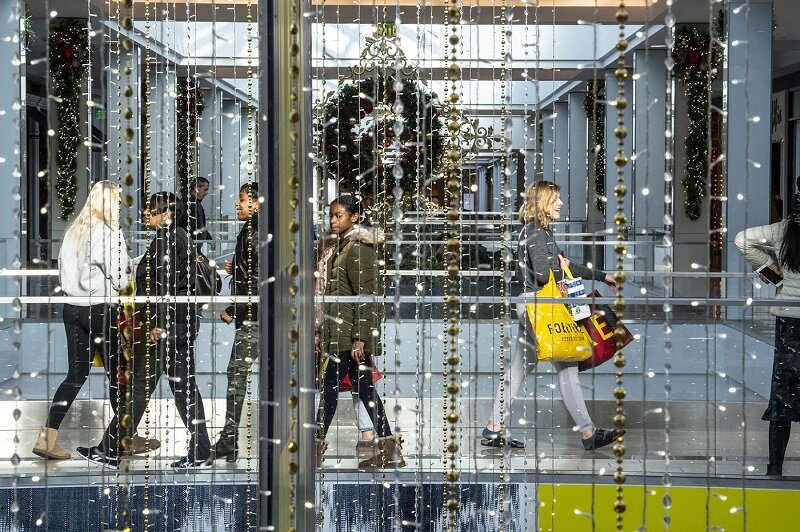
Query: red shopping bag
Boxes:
[
  {"xmin": 577, "ymin": 290, "xmax": 635, "ymax": 372},
  {"xmin": 341, "ymin": 354, "xmax": 383, "ymax": 391},
  {"xmin": 315, "ymin": 346, "xmax": 383, "ymax": 391}
]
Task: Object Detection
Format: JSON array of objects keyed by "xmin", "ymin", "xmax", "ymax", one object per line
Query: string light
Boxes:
[
  {"xmin": 498, "ymin": 0, "xmax": 509, "ymax": 527},
  {"xmin": 243, "ymin": 0, "xmax": 257, "ymax": 526}
]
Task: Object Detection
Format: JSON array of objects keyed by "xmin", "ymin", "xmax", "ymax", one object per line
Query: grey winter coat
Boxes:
[{"xmin": 735, "ymin": 220, "xmax": 800, "ymax": 318}]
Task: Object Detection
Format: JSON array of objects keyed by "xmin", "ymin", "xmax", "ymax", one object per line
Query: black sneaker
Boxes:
[
  {"xmin": 582, "ymin": 428, "xmax": 625, "ymax": 451},
  {"xmin": 171, "ymin": 455, "xmax": 213, "ymax": 469},
  {"xmin": 76, "ymin": 446, "xmax": 119, "ymax": 470},
  {"xmin": 480, "ymin": 427, "xmax": 525, "ymax": 449}
]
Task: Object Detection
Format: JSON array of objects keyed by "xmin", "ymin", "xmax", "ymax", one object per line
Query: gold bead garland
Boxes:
[
  {"xmin": 243, "ymin": 0, "xmax": 256, "ymax": 527},
  {"xmin": 498, "ymin": 0, "xmax": 509, "ymax": 527},
  {"xmin": 141, "ymin": 1, "xmax": 154, "ymax": 526},
  {"xmin": 612, "ymin": 3, "xmax": 629, "ymax": 529},
  {"xmin": 287, "ymin": 0, "xmax": 301, "ymax": 528},
  {"xmin": 116, "ymin": 0, "xmax": 137, "ymax": 525},
  {"xmin": 442, "ymin": 1, "xmax": 462, "ymax": 529}
]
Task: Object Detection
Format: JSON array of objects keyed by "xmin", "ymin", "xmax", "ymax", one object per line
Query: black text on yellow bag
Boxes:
[{"xmin": 527, "ymin": 270, "xmax": 592, "ymax": 363}]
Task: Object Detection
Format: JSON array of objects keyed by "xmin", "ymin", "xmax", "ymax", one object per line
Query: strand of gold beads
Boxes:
[
  {"xmin": 112, "ymin": 1, "xmax": 126, "ymax": 525},
  {"xmin": 611, "ymin": 3, "xmax": 629, "ymax": 530},
  {"xmin": 141, "ymin": 1, "xmax": 154, "ymax": 528},
  {"xmin": 242, "ymin": 0, "xmax": 257, "ymax": 527},
  {"xmin": 116, "ymin": 0, "xmax": 137, "ymax": 526},
  {"xmin": 285, "ymin": 0, "xmax": 303, "ymax": 529},
  {"xmin": 441, "ymin": 4, "xmax": 452, "ymax": 529},
  {"xmin": 497, "ymin": 0, "xmax": 510, "ymax": 527},
  {"xmin": 443, "ymin": 2, "xmax": 462, "ymax": 530}
]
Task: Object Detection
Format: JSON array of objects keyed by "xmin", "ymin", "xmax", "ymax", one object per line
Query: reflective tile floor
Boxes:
[{"xmin": 0, "ymin": 320, "xmax": 798, "ymax": 488}]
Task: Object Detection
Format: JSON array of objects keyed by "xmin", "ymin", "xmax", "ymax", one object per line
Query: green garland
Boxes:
[
  {"xmin": 672, "ymin": 22, "xmax": 724, "ymax": 220},
  {"xmin": 49, "ymin": 20, "xmax": 89, "ymax": 220},
  {"xmin": 176, "ymin": 79, "xmax": 205, "ymax": 198},
  {"xmin": 321, "ymin": 75, "xmax": 444, "ymax": 201},
  {"xmin": 584, "ymin": 80, "xmax": 606, "ymax": 214}
]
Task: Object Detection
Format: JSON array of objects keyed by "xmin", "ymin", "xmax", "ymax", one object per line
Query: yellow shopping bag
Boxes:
[{"xmin": 527, "ymin": 271, "xmax": 592, "ymax": 363}]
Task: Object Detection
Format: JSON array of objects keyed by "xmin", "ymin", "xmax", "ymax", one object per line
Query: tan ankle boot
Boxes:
[
  {"xmin": 358, "ymin": 437, "xmax": 406, "ymax": 469},
  {"xmin": 32, "ymin": 426, "xmax": 71, "ymax": 460},
  {"xmin": 129, "ymin": 433, "xmax": 161, "ymax": 455}
]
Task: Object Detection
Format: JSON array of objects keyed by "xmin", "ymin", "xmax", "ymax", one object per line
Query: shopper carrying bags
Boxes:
[
  {"xmin": 735, "ymin": 193, "xmax": 800, "ymax": 476},
  {"xmin": 315, "ymin": 227, "xmax": 383, "ymax": 457},
  {"xmin": 315, "ymin": 195, "xmax": 404, "ymax": 469},
  {"xmin": 481, "ymin": 180, "xmax": 623, "ymax": 451}
]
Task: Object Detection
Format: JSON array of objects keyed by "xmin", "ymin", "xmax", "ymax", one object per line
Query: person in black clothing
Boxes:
[
  {"xmin": 178, "ymin": 176, "xmax": 212, "ymax": 252},
  {"xmin": 78, "ymin": 192, "xmax": 213, "ymax": 469},
  {"xmin": 213, "ymin": 182, "xmax": 259, "ymax": 461}
]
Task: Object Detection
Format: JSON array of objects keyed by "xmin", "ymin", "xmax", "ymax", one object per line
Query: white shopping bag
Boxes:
[{"xmin": 565, "ymin": 276, "xmax": 592, "ymax": 321}]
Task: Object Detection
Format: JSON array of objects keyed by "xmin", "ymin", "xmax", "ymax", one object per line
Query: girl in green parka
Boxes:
[{"xmin": 316, "ymin": 195, "xmax": 405, "ymax": 469}]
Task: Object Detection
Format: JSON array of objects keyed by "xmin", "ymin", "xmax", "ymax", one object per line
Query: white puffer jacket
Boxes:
[{"xmin": 734, "ymin": 220, "xmax": 800, "ymax": 318}]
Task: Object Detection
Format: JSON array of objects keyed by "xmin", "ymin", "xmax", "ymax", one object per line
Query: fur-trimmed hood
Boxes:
[{"xmin": 342, "ymin": 225, "xmax": 386, "ymax": 247}]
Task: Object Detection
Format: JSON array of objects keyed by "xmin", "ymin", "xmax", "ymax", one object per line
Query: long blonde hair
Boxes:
[
  {"xmin": 519, "ymin": 180, "xmax": 561, "ymax": 228},
  {"xmin": 63, "ymin": 181, "xmax": 121, "ymax": 248}
]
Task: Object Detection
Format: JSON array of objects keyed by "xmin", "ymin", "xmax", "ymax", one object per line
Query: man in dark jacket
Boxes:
[
  {"xmin": 213, "ymin": 182, "xmax": 259, "ymax": 461},
  {"xmin": 178, "ymin": 176, "xmax": 212, "ymax": 252}
]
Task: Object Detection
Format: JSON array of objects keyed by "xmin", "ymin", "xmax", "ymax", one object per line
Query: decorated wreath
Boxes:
[
  {"xmin": 176, "ymin": 79, "xmax": 206, "ymax": 198},
  {"xmin": 49, "ymin": 20, "xmax": 90, "ymax": 220},
  {"xmin": 584, "ymin": 80, "xmax": 607, "ymax": 214},
  {"xmin": 320, "ymin": 75, "xmax": 444, "ymax": 201},
  {"xmin": 672, "ymin": 21, "xmax": 724, "ymax": 220}
]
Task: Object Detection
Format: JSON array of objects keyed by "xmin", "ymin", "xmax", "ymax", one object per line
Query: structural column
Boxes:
[
  {"xmin": 261, "ymin": 0, "xmax": 315, "ymax": 529},
  {"xmin": 605, "ymin": 68, "xmax": 634, "ymax": 268},
  {"xmin": 147, "ymin": 68, "xmax": 177, "ymax": 193},
  {"xmin": 0, "ymin": 0, "xmax": 23, "ymax": 315},
  {"xmin": 541, "ymin": 110, "xmax": 555, "ymax": 182},
  {"xmin": 106, "ymin": 42, "xmax": 141, "ymax": 236},
  {"xmin": 725, "ymin": 0, "xmax": 773, "ymax": 312},
  {"xmin": 567, "ymin": 91, "xmax": 588, "ymax": 222},
  {"xmin": 553, "ymin": 101, "xmax": 569, "ymax": 191},
  {"xmin": 198, "ymin": 87, "xmax": 222, "ymax": 225},
  {"xmin": 633, "ymin": 49, "xmax": 667, "ymax": 279}
]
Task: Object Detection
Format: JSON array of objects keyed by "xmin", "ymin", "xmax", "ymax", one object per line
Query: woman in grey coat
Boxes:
[{"xmin": 481, "ymin": 180, "xmax": 622, "ymax": 451}]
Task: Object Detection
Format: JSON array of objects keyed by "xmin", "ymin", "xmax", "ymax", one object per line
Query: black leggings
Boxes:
[
  {"xmin": 769, "ymin": 421, "xmax": 792, "ymax": 467},
  {"xmin": 100, "ymin": 319, "xmax": 211, "ymax": 460},
  {"xmin": 46, "ymin": 304, "xmax": 120, "ymax": 430},
  {"xmin": 317, "ymin": 351, "xmax": 391, "ymax": 440}
]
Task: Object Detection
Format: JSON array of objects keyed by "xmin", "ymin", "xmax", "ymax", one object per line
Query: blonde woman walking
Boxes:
[
  {"xmin": 33, "ymin": 182, "xmax": 155, "ymax": 459},
  {"xmin": 482, "ymin": 181, "xmax": 622, "ymax": 451}
]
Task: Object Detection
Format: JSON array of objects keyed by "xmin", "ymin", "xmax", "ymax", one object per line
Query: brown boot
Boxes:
[
  {"xmin": 358, "ymin": 437, "xmax": 406, "ymax": 469},
  {"xmin": 32, "ymin": 426, "xmax": 71, "ymax": 460},
  {"xmin": 315, "ymin": 439, "xmax": 327, "ymax": 468}
]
